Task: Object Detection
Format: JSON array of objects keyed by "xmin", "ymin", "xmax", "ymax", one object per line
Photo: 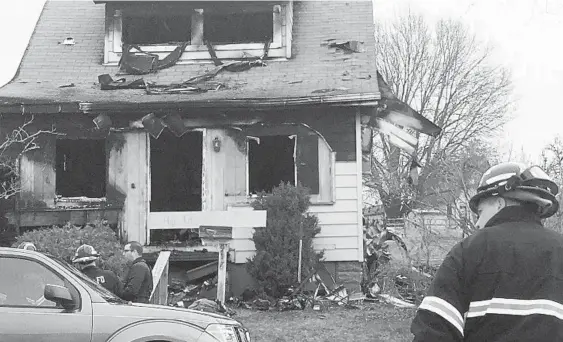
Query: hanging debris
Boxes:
[
  {"xmin": 98, "ymin": 74, "xmax": 145, "ymax": 90},
  {"xmin": 325, "ymin": 40, "xmax": 364, "ymax": 53},
  {"xmin": 119, "ymin": 42, "xmax": 189, "ymax": 75}
]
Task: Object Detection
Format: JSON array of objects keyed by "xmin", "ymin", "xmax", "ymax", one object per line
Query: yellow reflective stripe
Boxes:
[
  {"xmin": 419, "ymin": 296, "xmax": 465, "ymax": 336},
  {"xmin": 467, "ymin": 298, "xmax": 563, "ymax": 320}
]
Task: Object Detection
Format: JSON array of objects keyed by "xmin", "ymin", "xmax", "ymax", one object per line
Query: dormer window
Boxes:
[
  {"xmin": 204, "ymin": 10, "xmax": 273, "ymax": 44},
  {"xmin": 103, "ymin": 1, "xmax": 293, "ymax": 65},
  {"xmin": 122, "ymin": 13, "xmax": 192, "ymax": 45}
]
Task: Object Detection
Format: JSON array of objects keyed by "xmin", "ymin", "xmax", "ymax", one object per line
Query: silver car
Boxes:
[{"xmin": 0, "ymin": 247, "xmax": 250, "ymax": 342}]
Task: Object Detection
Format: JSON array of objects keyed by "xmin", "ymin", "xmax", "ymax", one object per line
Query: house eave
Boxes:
[{"xmin": 0, "ymin": 93, "xmax": 381, "ymax": 115}]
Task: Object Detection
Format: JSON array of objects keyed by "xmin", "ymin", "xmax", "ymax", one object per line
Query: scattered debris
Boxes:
[
  {"xmin": 367, "ymin": 282, "xmax": 381, "ymax": 297},
  {"xmin": 59, "ymin": 37, "xmax": 75, "ymax": 46},
  {"xmin": 327, "ymin": 40, "xmax": 363, "ymax": 53},
  {"xmin": 311, "ymin": 87, "xmax": 350, "ymax": 94},
  {"xmin": 119, "ymin": 42, "xmax": 189, "ymax": 75},
  {"xmin": 58, "ymin": 83, "xmax": 75, "ymax": 88},
  {"xmin": 378, "ymin": 294, "xmax": 416, "ymax": 308},
  {"xmin": 99, "ymin": 41, "xmax": 270, "ymax": 95},
  {"xmin": 411, "ymin": 266, "xmax": 432, "ymax": 278},
  {"xmin": 98, "ymin": 74, "xmax": 145, "ymax": 90},
  {"xmin": 93, "ymin": 113, "xmax": 112, "ymax": 130}
]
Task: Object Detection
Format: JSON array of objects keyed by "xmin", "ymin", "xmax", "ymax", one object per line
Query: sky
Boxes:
[{"xmin": 1, "ymin": 0, "xmax": 562, "ymax": 161}]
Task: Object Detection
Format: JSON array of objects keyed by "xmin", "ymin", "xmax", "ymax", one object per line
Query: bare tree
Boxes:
[
  {"xmin": 540, "ymin": 137, "xmax": 563, "ymax": 233},
  {"xmin": 366, "ymin": 13, "xmax": 512, "ymax": 218},
  {"xmin": 0, "ymin": 116, "xmax": 58, "ymax": 200}
]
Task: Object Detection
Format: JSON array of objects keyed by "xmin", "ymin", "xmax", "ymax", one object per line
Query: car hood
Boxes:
[{"xmin": 94, "ymin": 301, "xmax": 240, "ymax": 329}]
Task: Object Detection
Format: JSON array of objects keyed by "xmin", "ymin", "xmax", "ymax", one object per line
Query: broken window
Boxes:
[
  {"xmin": 122, "ymin": 12, "xmax": 191, "ymax": 45},
  {"xmin": 55, "ymin": 139, "xmax": 106, "ymax": 198},
  {"xmin": 245, "ymin": 126, "xmax": 335, "ymax": 203},
  {"xmin": 249, "ymin": 135, "xmax": 295, "ymax": 194},
  {"xmin": 150, "ymin": 130, "xmax": 203, "ymax": 212},
  {"xmin": 104, "ymin": 2, "xmax": 292, "ymax": 64},
  {"xmin": 204, "ymin": 10, "xmax": 273, "ymax": 44}
]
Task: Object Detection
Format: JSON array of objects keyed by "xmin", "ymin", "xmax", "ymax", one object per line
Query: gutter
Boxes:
[
  {"xmin": 0, "ymin": 93, "xmax": 380, "ymax": 115},
  {"xmin": 79, "ymin": 93, "xmax": 381, "ymax": 113}
]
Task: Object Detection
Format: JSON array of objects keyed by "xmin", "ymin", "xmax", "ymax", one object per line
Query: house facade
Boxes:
[{"xmin": 0, "ymin": 0, "xmax": 381, "ymax": 291}]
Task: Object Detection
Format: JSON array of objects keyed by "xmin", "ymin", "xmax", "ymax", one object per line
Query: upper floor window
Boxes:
[
  {"xmin": 122, "ymin": 13, "xmax": 192, "ymax": 45},
  {"xmin": 103, "ymin": 1, "xmax": 293, "ymax": 64},
  {"xmin": 204, "ymin": 10, "xmax": 273, "ymax": 44}
]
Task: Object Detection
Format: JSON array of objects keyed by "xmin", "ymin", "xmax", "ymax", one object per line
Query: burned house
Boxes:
[{"xmin": 0, "ymin": 0, "xmax": 383, "ymax": 292}]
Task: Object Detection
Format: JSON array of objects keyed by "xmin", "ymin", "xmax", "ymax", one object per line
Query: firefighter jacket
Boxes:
[
  {"xmin": 411, "ymin": 206, "xmax": 563, "ymax": 342},
  {"xmin": 81, "ymin": 265, "xmax": 123, "ymax": 298},
  {"xmin": 122, "ymin": 257, "xmax": 153, "ymax": 303}
]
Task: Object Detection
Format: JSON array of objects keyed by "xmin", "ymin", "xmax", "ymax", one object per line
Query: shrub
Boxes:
[
  {"xmin": 246, "ymin": 183, "xmax": 323, "ymax": 298},
  {"xmin": 13, "ymin": 221, "xmax": 127, "ymax": 278}
]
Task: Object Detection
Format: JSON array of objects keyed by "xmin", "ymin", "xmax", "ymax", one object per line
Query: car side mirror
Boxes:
[{"xmin": 44, "ymin": 284, "xmax": 77, "ymax": 310}]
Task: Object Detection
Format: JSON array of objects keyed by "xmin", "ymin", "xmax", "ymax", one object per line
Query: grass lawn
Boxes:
[{"xmin": 236, "ymin": 302, "xmax": 416, "ymax": 342}]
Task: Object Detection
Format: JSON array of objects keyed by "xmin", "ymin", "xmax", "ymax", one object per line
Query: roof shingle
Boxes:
[{"xmin": 0, "ymin": 1, "xmax": 380, "ymax": 109}]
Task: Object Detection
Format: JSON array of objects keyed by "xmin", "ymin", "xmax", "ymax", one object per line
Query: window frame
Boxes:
[
  {"xmin": 0, "ymin": 256, "xmax": 81, "ymax": 309},
  {"xmin": 104, "ymin": 2, "xmax": 293, "ymax": 65},
  {"xmin": 54, "ymin": 138, "xmax": 108, "ymax": 204},
  {"xmin": 244, "ymin": 126, "xmax": 336, "ymax": 205},
  {"xmin": 247, "ymin": 134, "xmax": 297, "ymax": 195}
]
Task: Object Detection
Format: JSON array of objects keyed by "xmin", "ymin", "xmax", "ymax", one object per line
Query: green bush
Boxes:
[
  {"xmin": 246, "ymin": 183, "xmax": 323, "ymax": 298},
  {"xmin": 13, "ymin": 221, "xmax": 127, "ymax": 278}
]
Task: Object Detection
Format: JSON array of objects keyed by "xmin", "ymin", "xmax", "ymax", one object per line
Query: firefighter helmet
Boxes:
[
  {"xmin": 17, "ymin": 242, "xmax": 36, "ymax": 251},
  {"xmin": 72, "ymin": 244, "xmax": 100, "ymax": 264},
  {"xmin": 469, "ymin": 162, "xmax": 559, "ymax": 218}
]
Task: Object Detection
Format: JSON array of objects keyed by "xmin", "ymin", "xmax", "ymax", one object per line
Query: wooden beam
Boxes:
[
  {"xmin": 185, "ymin": 260, "xmax": 219, "ymax": 282},
  {"xmin": 217, "ymin": 242, "xmax": 229, "ymax": 305},
  {"xmin": 6, "ymin": 208, "xmax": 122, "ymax": 227},
  {"xmin": 149, "ymin": 251, "xmax": 171, "ymax": 305},
  {"xmin": 148, "ymin": 210, "xmax": 266, "ymax": 230}
]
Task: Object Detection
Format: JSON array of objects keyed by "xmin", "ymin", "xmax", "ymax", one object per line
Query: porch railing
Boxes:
[{"xmin": 149, "ymin": 251, "xmax": 171, "ymax": 305}]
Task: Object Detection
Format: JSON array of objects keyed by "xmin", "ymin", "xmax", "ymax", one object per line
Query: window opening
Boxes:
[
  {"xmin": 122, "ymin": 11, "xmax": 191, "ymax": 45},
  {"xmin": 150, "ymin": 130, "xmax": 203, "ymax": 246},
  {"xmin": 150, "ymin": 130, "xmax": 203, "ymax": 212},
  {"xmin": 249, "ymin": 135, "xmax": 295, "ymax": 194},
  {"xmin": 204, "ymin": 10, "xmax": 273, "ymax": 44},
  {"xmin": 55, "ymin": 139, "xmax": 106, "ymax": 198},
  {"xmin": 0, "ymin": 257, "xmax": 76, "ymax": 308}
]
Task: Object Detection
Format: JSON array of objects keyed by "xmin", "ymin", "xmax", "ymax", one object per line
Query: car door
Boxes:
[{"xmin": 0, "ymin": 255, "xmax": 93, "ymax": 342}]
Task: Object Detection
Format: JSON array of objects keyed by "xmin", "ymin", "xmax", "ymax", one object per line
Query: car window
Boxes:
[
  {"xmin": 50, "ymin": 257, "xmax": 124, "ymax": 303},
  {"xmin": 0, "ymin": 257, "xmax": 68, "ymax": 308}
]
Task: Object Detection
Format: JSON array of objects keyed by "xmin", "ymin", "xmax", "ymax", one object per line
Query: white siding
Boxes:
[{"xmin": 231, "ymin": 160, "xmax": 363, "ymax": 263}]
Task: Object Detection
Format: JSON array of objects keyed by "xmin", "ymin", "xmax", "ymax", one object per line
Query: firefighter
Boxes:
[
  {"xmin": 17, "ymin": 242, "xmax": 37, "ymax": 251},
  {"xmin": 411, "ymin": 162, "xmax": 563, "ymax": 342},
  {"xmin": 72, "ymin": 244, "xmax": 122, "ymax": 298}
]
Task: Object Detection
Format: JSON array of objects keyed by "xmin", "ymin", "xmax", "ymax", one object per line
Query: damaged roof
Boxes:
[{"xmin": 0, "ymin": 1, "xmax": 380, "ymax": 112}]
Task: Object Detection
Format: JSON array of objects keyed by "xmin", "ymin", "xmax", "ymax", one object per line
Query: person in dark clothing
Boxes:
[
  {"xmin": 411, "ymin": 162, "xmax": 563, "ymax": 342},
  {"xmin": 72, "ymin": 244, "xmax": 123, "ymax": 298},
  {"xmin": 122, "ymin": 241, "xmax": 153, "ymax": 303}
]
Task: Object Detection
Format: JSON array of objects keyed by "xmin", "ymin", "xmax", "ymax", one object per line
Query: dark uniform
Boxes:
[
  {"xmin": 81, "ymin": 265, "xmax": 123, "ymax": 298},
  {"xmin": 122, "ymin": 257, "xmax": 153, "ymax": 303},
  {"xmin": 411, "ymin": 206, "xmax": 563, "ymax": 341}
]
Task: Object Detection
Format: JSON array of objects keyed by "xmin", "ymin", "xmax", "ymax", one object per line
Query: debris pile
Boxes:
[
  {"xmin": 231, "ymin": 268, "xmax": 366, "ymax": 313},
  {"xmin": 167, "ymin": 274, "xmax": 219, "ymax": 308},
  {"xmin": 361, "ymin": 217, "xmax": 436, "ymax": 308}
]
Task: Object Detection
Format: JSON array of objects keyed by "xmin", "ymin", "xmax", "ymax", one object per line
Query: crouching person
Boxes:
[{"xmin": 72, "ymin": 244, "xmax": 123, "ymax": 298}]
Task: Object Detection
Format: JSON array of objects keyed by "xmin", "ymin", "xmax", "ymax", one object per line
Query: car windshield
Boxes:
[{"xmin": 48, "ymin": 255, "xmax": 126, "ymax": 303}]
